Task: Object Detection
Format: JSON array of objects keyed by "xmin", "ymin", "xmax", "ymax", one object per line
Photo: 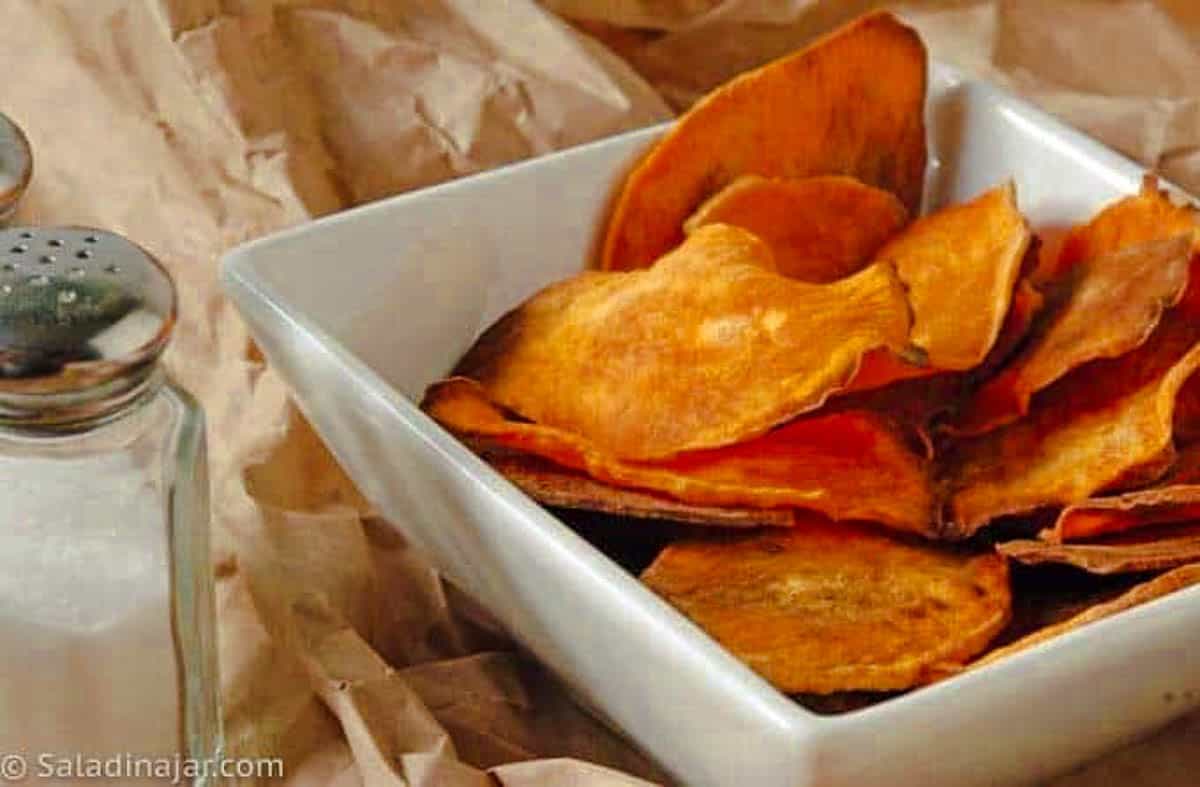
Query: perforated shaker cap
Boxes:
[
  {"xmin": 0, "ymin": 112, "xmax": 32, "ymax": 222},
  {"xmin": 0, "ymin": 227, "xmax": 176, "ymax": 428}
]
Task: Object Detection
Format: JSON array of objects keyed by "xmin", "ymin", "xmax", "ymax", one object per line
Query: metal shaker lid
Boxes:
[
  {"xmin": 0, "ymin": 113, "xmax": 32, "ymax": 222},
  {"xmin": 0, "ymin": 227, "xmax": 176, "ymax": 426}
]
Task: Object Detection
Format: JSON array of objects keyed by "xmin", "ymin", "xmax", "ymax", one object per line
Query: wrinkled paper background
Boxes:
[{"xmin": 4, "ymin": 1, "xmax": 1200, "ymax": 784}]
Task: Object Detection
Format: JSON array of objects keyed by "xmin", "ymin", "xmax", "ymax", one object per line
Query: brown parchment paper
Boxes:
[{"xmin": 2, "ymin": 1, "xmax": 1199, "ymax": 784}]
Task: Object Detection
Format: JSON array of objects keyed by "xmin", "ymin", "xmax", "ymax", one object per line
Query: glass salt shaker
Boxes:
[{"xmin": 0, "ymin": 223, "xmax": 222, "ymax": 782}]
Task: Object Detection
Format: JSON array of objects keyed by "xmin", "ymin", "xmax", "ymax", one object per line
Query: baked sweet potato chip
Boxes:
[
  {"xmin": 640, "ymin": 521, "xmax": 1011, "ymax": 693},
  {"xmin": 424, "ymin": 378, "xmax": 936, "ymax": 536},
  {"xmin": 484, "ymin": 453, "xmax": 793, "ymax": 528},
  {"xmin": 977, "ymin": 276, "xmax": 1045, "ymax": 378},
  {"xmin": 873, "ymin": 182, "xmax": 1032, "ymax": 371},
  {"xmin": 1045, "ymin": 443, "xmax": 1200, "ymax": 542},
  {"xmin": 1047, "ymin": 176, "xmax": 1200, "ymax": 282},
  {"xmin": 999, "ymin": 522, "xmax": 1200, "ymax": 575},
  {"xmin": 952, "ymin": 235, "xmax": 1193, "ymax": 436},
  {"xmin": 945, "ymin": 276, "xmax": 1200, "ymax": 537},
  {"xmin": 974, "ymin": 563, "xmax": 1200, "ymax": 669},
  {"xmin": 1172, "ymin": 373, "xmax": 1200, "ymax": 443},
  {"xmin": 458, "ymin": 224, "xmax": 913, "ymax": 461},
  {"xmin": 600, "ymin": 11, "xmax": 926, "ymax": 271},
  {"xmin": 682, "ymin": 175, "xmax": 909, "ymax": 282}
]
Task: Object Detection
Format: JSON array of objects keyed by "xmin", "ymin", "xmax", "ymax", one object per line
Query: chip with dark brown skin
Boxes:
[{"xmin": 1000, "ymin": 522, "xmax": 1200, "ymax": 574}]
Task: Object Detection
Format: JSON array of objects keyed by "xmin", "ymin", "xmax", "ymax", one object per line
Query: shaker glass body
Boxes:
[{"xmin": 0, "ymin": 379, "xmax": 221, "ymax": 781}]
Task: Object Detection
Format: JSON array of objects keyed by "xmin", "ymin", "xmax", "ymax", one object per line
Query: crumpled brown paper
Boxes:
[{"xmin": 3, "ymin": 1, "xmax": 1199, "ymax": 785}]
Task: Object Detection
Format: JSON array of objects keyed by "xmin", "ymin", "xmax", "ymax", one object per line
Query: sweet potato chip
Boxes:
[
  {"xmin": 944, "ymin": 276, "xmax": 1200, "ymax": 537},
  {"xmin": 974, "ymin": 563, "xmax": 1200, "ymax": 668},
  {"xmin": 682, "ymin": 175, "xmax": 909, "ymax": 282},
  {"xmin": 977, "ymin": 277, "xmax": 1045, "ymax": 377},
  {"xmin": 1173, "ymin": 373, "xmax": 1200, "ymax": 443},
  {"xmin": 999, "ymin": 522, "xmax": 1200, "ymax": 574},
  {"xmin": 484, "ymin": 453, "xmax": 793, "ymax": 528},
  {"xmin": 1047, "ymin": 176, "xmax": 1200, "ymax": 282},
  {"xmin": 640, "ymin": 522, "xmax": 1011, "ymax": 693},
  {"xmin": 952, "ymin": 235, "xmax": 1193, "ymax": 436},
  {"xmin": 600, "ymin": 11, "xmax": 926, "ymax": 271},
  {"xmin": 457, "ymin": 224, "xmax": 914, "ymax": 460},
  {"xmin": 424, "ymin": 378, "xmax": 936, "ymax": 536},
  {"xmin": 1045, "ymin": 443, "xmax": 1200, "ymax": 542},
  {"xmin": 872, "ymin": 182, "xmax": 1032, "ymax": 371}
]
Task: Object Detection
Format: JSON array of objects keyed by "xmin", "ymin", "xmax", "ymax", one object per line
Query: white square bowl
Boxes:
[{"xmin": 222, "ymin": 65, "xmax": 1200, "ymax": 787}]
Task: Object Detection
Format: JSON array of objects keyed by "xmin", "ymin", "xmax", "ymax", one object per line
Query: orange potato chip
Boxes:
[
  {"xmin": 424, "ymin": 378, "xmax": 936, "ymax": 536},
  {"xmin": 944, "ymin": 276, "xmax": 1200, "ymax": 537},
  {"xmin": 974, "ymin": 563, "xmax": 1200, "ymax": 669},
  {"xmin": 682, "ymin": 175, "xmax": 909, "ymax": 282},
  {"xmin": 1173, "ymin": 373, "xmax": 1200, "ymax": 443},
  {"xmin": 457, "ymin": 224, "xmax": 913, "ymax": 461},
  {"xmin": 999, "ymin": 522, "xmax": 1200, "ymax": 575},
  {"xmin": 975, "ymin": 275, "xmax": 1045, "ymax": 379},
  {"xmin": 951, "ymin": 235, "xmax": 1193, "ymax": 436},
  {"xmin": 1045, "ymin": 443, "xmax": 1200, "ymax": 542},
  {"xmin": 872, "ymin": 181, "xmax": 1032, "ymax": 371},
  {"xmin": 483, "ymin": 453, "xmax": 793, "ymax": 528},
  {"xmin": 600, "ymin": 11, "xmax": 926, "ymax": 271},
  {"xmin": 945, "ymin": 234, "xmax": 1045, "ymax": 389},
  {"xmin": 640, "ymin": 521, "xmax": 1011, "ymax": 693},
  {"xmin": 1046, "ymin": 176, "xmax": 1200, "ymax": 282}
]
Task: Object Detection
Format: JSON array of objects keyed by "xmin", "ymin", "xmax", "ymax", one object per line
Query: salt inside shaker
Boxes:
[{"xmin": 0, "ymin": 228, "xmax": 222, "ymax": 782}]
